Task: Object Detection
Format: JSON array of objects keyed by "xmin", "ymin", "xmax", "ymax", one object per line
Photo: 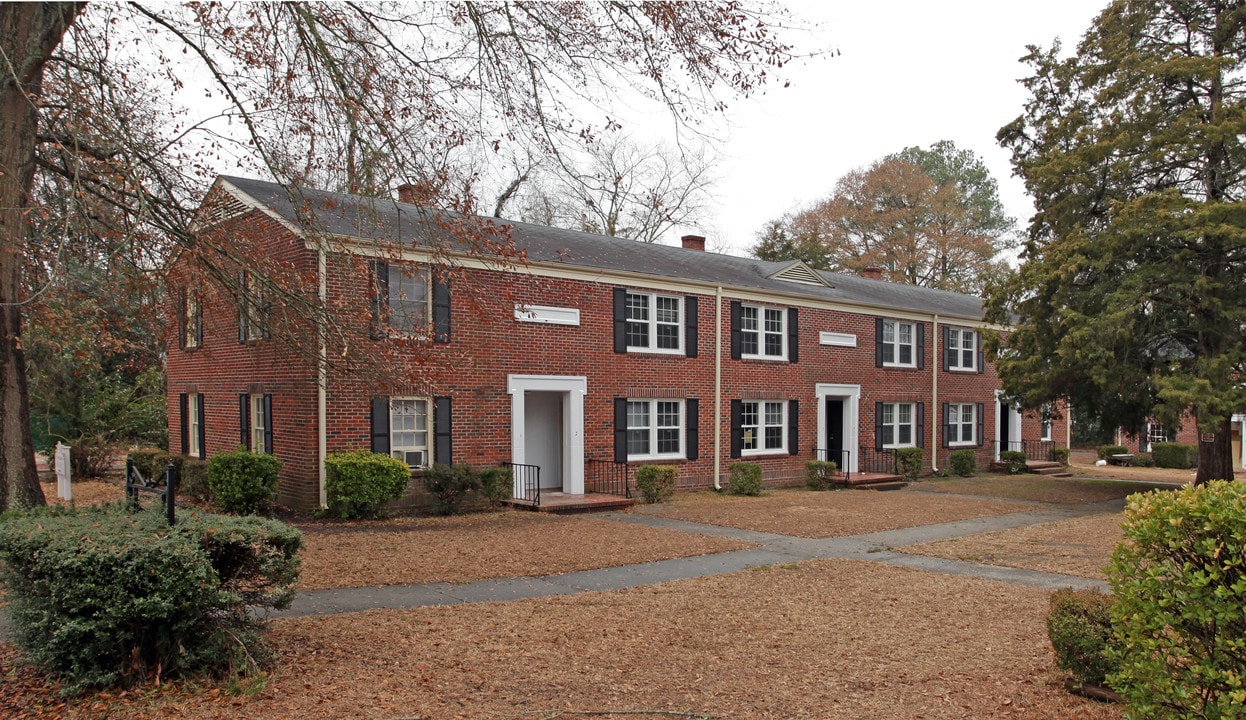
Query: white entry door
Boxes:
[
  {"xmin": 524, "ymin": 391, "xmax": 564, "ymax": 490},
  {"xmin": 508, "ymin": 374, "xmax": 586, "ymax": 497}
]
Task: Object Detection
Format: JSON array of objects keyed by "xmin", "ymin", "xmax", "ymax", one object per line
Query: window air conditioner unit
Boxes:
[{"xmin": 404, "ymin": 450, "xmax": 425, "ymax": 468}]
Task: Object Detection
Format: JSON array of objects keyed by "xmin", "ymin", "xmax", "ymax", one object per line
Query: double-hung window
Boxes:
[
  {"xmin": 946, "ymin": 403, "xmax": 976, "ymax": 446},
  {"xmin": 238, "ymin": 270, "xmax": 270, "ymax": 342},
  {"xmin": 182, "ymin": 289, "xmax": 202, "ymax": 349},
  {"xmin": 880, "ymin": 402, "xmax": 916, "ymax": 448},
  {"xmin": 946, "ymin": 328, "xmax": 977, "ymax": 371},
  {"xmin": 626, "ymin": 399, "xmax": 684, "ymax": 459},
  {"xmin": 741, "ymin": 305, "xmax": 786, "ymax": 360},
  {"xmin": 741, "ymin": 400, "xmax": 787, "ymax": 454},
  {"xmin": 880, "ymin": 320, "xmax": 916, "ymax": 367},
  {"xmin": 1144, "ymin": 422, "xmax": 1167, "ymax": 452},
  {"xmin": 625, "ymin": 292, "xmax": 682, "ymax": 353},
  {"xmin": 188, "ymin": 394, "xmax": 202, "ymax": 457},
  {"xmin": 240, "ymin": 393, "xmax": 273, "ymax": 455},
  {"xmin": 390, "ymin": 397, "xmax": 431, "ymax": 468},
  {"xmin": 1040, "ymin": 405, "xmax": 1054, "ymax": 442},
  {"xmin": 386, "ymin": 264, "xmax": 430, "ymax": 337}
]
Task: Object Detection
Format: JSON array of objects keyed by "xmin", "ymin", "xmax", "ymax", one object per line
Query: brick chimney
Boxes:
[
  {"xmin": 681, "ymin": 234, "xmax": 706, "ymax": 252},
  {"xmin": 396, "ymin": 184, "xmax": 417, "ymax": 204},
  {"xmin": 862, "ymin": 267, "xmax": 883, "ymax": 281}
]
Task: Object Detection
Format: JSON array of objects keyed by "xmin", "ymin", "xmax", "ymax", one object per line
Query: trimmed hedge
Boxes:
[
  {"xmin": 0, "ymin": 503, "xmax": 301, "ymax": 694},
  {"xmin": 1107, "ymin": 481, "xmax": 1246, "ymax": 719},
  {"xmin": 999, "ymin": 450, "xmax": 1028, "ymax": 474},
  {"xmin": 1047, "ymin": 588, "xmax": 1119, "ymax": 687},
  {"xmin": 207, "ymin": 449, "xmax": 281, "ymax": 515},
  {"xmin": 1150, "ymin": 442, "xmax": 1197, "ymax": 469},
  {"xmin": 1096, "ymin": 444, "xmax": 1128, "ymax": 460},
  {"xmin": 634, "ymin": 465, "xmax": 678, "ymax": 503},
  {"xmin": 949, "ymin": 449, "xmax": 976, "ymax": 477},
  {"xmin": 895, "ymin": 447, "xmax": 923, "ymax": 481},
  {"xmin": 727, "ymin": 462, "xmax": 763, "ymax": 496},
  {"xmin": 324, "ymin": 451, "xmax": 411, "ymax": 519},
  {"xmin": 805, "ymin": 460, "xmax": 837, "ymax": 491}
]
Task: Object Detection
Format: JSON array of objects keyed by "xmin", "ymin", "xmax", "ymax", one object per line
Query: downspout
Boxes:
[
  {"xmin": 713, "ymin": 285, "xmax": 723, "ymax": 490},
  {"xmin": 930, "ymin": 314, "xmax": 939, "ymax": 474},
  {"xmin": 317, "ymin": 245, "xmax": 328, "ymax": 508}
]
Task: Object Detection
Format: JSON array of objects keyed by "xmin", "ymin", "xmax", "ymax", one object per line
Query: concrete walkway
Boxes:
[
  {"xmin": 272, "ymin": 497, "xmax": 1115, "ymax": 619},
  {"xmin": 0, "ymin": 496, "xmax": 1116, "ymax": 636}
]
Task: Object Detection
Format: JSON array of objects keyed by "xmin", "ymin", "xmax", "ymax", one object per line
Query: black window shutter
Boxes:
[
  {"xmin": 788, "ymin": 399, "xmax": 799, "ymax": 456},
  {"xmin": 686, "ymin": 398, "xmax": 699, "ymax": 460},
  {"xmin": 942, "ymin": 325, "xmax": 951, "ymax": 371},
  {"xmin": 941, "ymin": 402, "xmax": 951, "ymax": 448},
  {"xmin": 239, "ymin": 394, "xmax": 250, "ymax": 450},
  {"xmin": 976, "ymin": 332, "xmax": 985, "ymax": 374},
  {"xmin": 787, "ymin": 308, "xmax": 799, "ymax": 363},
  {"xmin": 976, "ymin": 402, "xmax": 985, "ymax": 447},
  {"xmin": 196, "ymin": 393, "xmax": 206, "ymax": 459},
  {"xmin": 613, "ymin": 288, "xmax": 627, "ymax": 353},
  {"xmin": 916, "ymin": 323, "xmax": 926, "ymax": 369},
  {"xmin": 685, "ymin": 296, "xmax": 698, "ymax": 358},
  {"xmin": 730, "ymin": 399, "xmax": 743, "ymax": 458},
  {"xmin": 194, "ymin": 299, "xmax": 203, "ymax": 346},
  {"xmin": 875, "ymin": 401, "xmax": 884, "ymax": 451},
  {"xmin": 369, "ymin": 260, "xmax": 388, "ymax": 340},
  {"xmin": 729, "ymin": 301, "xmax": 742, "ymax": 360},
  {"xmin": 613, "ymin": 397, "xmax": 629, "ymax": 463},
  {"xmin": 237, "ymin": 271, "xmax": 248, "ymax": 344},
  {"xmin": 432, "ymin": 277, "xmax": 451, "ymax": 343},
  {"xmin": 178, "ymin": 290, "xmax": 187, "ymax": 350},
  {"xmin": 263, "ymin": 394, "xmax": 274, "ymax": 454},
  {"xmin": 370, "ymin": 396, "xmax": 390, "ymax": 455},
  {"xmin": 916, "ymin": 402, "xmax": 926, "ymax": 449},
  {"xmin": 434, "ymin": 396, "xmax": 452, "ymax": 465},
  {"xmin": 875, "ymin": 317, "xmax": 885, "ymax": 367},
  {"xmin": 179, "ymin": 393, "xmax": 189, "ymax": 454}
]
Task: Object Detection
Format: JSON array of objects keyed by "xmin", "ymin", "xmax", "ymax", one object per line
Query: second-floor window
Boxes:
[
  {"xmin": 625, "ymin": 292, "xmax": 682, "ymax": 352},
  {"xmin": 946, "ymin": 328, "xmax": 977, "ymax": 371},
  {"xmin": 741, "ymin": 305, "xmax": 787, "ymax": 359},
  {"xmin": 182, "ymin": 289, "xmax": 202, "ymax": 349},
  {"xmin": 385, "ymin": 263, "xmax": 430, "ymax": 337},
  {"xmin": 238, "ymin": 270, "xmax": 270, "ymax": 342},
  {"xmin": 880, "ymin": 320, "xmax": 915, "ymax": 367}
]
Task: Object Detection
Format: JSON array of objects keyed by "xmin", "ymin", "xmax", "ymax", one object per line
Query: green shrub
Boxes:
[
  {"xmin": 1096, "ymin": 444, "xmax": 1128, "ymax": 460},
  {"xmin": 1151, "ymin": 442, "xmax": 1197, "ymax": 469},
  {"xmin": 635, "ymin": 465, "xmax": 679, "ymax": 503},
  {"xmin": 999, "ymin": 450, "xmax": 1028, "ymax": 474},
  {"xmin": 207, "ymin": 449, "xmax": 281, "ymax": 515},
  {"xmin": 1132, "ymin": 452, "xmax": 1154, "ymax": 467},
  {"xmin": 478, "ymin": 466, "xmax": 513, "ymax": 508},
  {"xmin": 895, "ymin": 447, "xmax": 923, "ymax": 481},
  {"xmin": 948, "ymin": 449, "xmax": 976, "ymax": 477},
  {"xmin": 727, "ymin": 462, "xmax": 763, "ymax": 496},
  {"xmin": 1047, "ymin": 588, "xmax": 1119, "ymax": 687},
  {"xmin": 0, "ymin": 503, "xmax": 300, "ymax": 694},
  {"xmin": 421, "ymin": 463, "xmax": 479, "ymax": 515},
  {"xmin": 1049, "ymin": 447, "xmax": 1070, "ymax": 465},
  {"xmin": 805, "ymin": 460, "xmax": 838, "ymax": 490},
  {"xmin": 323, "ymin": 451, "xmax": 411, "ymax": 519},
  {"xmin": 1107, "ymin": 482, "xmax": 1246, "ymax": 719}
]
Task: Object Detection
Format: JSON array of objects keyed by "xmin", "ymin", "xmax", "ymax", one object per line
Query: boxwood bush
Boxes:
[
  {"xmin": 895, "ymin": 447, "xmax": 923, "ymax": 481},
  {"xmin": 0, "ymin": 503, "xmax": 301, "ymax": 694},
  {"xmin": 478, "ymin": 466, "xmax": 513, "ymax": 508},
  {"xmin": 1096, "ymin": 444, "xmax": 1128, "ymax": 460},
  {"xmin": 323, "ymin": 451, "xmax": 411, "ymax": 519},
  {"xmin": 727, "ymin": 462, "xmax": 763, "ymax": 496},
  {"xmin": 948, "ymin": 449, "xmax": 976, "ymax": 477},
  {"xmin": 421, "ymin": 463, "xmax": 479, "ymax": 515},
  {"xmin": 1107, "ymin": 481, "xmax": 1246, "ymax": 719},
  {"xmin": 1047, "ymin": 588, "xmax": 1119, "ymax": 687},
  {"xmin": 207, "ymin": 449, "xmax": 281, "ymax": 515},
  {"xmin": 805, "ymin": 460, "xmax": 837, "ymax": 490},
  {"xmin": 1150, "ymin": 442, "xmax": 1197, "ymax": 469},
  {"xmin": 999, "ymin": 450, "xmax": 1028, "ymax": 474},
  {"xmin": 1049, "ymin": 447, "xmax": 1070, "ymax": 465},
  {"xmin": 635, "ymin": 465, "xmax": 679, "ymax": 503}
]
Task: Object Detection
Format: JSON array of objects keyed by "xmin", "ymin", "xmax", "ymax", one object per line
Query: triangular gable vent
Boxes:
[
  {"xmin": 191, "ymin": 189, "xmax": 251, "ymax": 230},
  {"xmin": 769, "ymin": 261, "xmax": 832, "ymax": 287}
]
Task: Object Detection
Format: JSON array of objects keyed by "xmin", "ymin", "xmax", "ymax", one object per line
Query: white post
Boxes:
[{"xmin": 54, "ymin": 442, "xmax": 72, "ymax": 501}]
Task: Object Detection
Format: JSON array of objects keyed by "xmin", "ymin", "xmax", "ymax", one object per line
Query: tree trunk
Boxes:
[
  {"xmin": 1195, "ymin": 414, "xmax": 1235, "ymax": 485},
  {"xmin": 0, "ymin": 3, "xmax": 83, "ymax": 513}
]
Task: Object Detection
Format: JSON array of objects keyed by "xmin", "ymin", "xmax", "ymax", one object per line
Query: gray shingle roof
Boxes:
[{"xmin": 218, "ymin": 175, "xmax": 985, "ymax": 321}]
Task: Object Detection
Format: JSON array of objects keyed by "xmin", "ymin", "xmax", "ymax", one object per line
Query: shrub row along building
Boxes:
[{"xmin": 167, "ymin": 176, "xmax": 1067, "ymax": 511}]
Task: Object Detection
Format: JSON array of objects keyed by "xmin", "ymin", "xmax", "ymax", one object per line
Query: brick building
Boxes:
[{"xmin": 167, "ymin": 176, "xmax": 1069, "ymax": 511}]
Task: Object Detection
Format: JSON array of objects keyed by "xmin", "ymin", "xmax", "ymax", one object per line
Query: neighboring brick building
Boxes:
[{"xmin": 166, "ymin": 176, "xmax": 1068, "ymax": 510}]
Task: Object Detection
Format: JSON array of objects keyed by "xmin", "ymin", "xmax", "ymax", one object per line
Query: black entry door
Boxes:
[
  {"xmin": 825, "ymin": 399, "xmax": 844, "ymax": 464},
  {"xmin": 998, "ymin": 400, "xmax": 1010, "ymax": 452}
]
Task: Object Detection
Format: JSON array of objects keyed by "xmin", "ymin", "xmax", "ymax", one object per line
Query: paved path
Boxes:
[{"xmin": 0, "ymin": 496, "xmax": 1117, "ymax": 636}]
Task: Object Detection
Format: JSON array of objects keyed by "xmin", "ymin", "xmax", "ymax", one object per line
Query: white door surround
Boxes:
[
  {"xmin": 994, "ymin": 390, "xmax": 1023, "ymax": 461},
  {"xmin": 816, "ymin": 383, "xmax": 861, "ymax": 474},
  {"xmin": 508, "ymin": 374, "xmax": 586, "ymax": 496}
]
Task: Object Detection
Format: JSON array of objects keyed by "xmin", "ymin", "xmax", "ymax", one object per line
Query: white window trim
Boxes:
[
  {"xmin": 1040, "ymin": 404, "xmax": 1053, "ymax": 442},
  {"xmin": 881, "ymin": 402, "xmax": 917, "ymax": 449},
  {"xmin": 741, "ymin": 304, "xmax": 787, "ymax": 361},
  {"xmin": 625, "ymin": 291, "xmax": 683, "ymax": 354},
  {"xmin": 188, "ymin": 394, "xmax": 201, "ymax": 458},
  {"xmin": 625, "ymin": 399, "xmax": 685, "ymax": 461},
  {"xmin": 948, "ymin": 403, "xmax": 976, "ymax": 447},
  {"xmin": 250, "ymin": 394, "xmax": 268, "ymax": 454},
  {"xmin": 741, "ymin": 399, "xmax": 788, "ymax": 455},
  {"xmin": 882, "ymin": 319, "xmax": 916, "ymax": 368},
  {"xmin": 947, "ymin": 328, "xmax": 977, "ymax": 371},
  {"xmin": 390, "ymin": 396, "xmax": 432, "ymax": 468},
  {"xmin": 1144, "ymin": 422, "xmax": 1167, "ymax": 452},
  {"xmin": 184, "ymin": 290, "xmax": 201, "ymax": 349}
]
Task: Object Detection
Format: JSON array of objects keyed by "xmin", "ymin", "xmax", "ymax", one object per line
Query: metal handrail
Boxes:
[
  {"xmin": 858, "ymin": 446, "xmax": 898, "ymax": 475},
  {"xmin": 503, "ymin": 461, "xmax": 541, "ymax": 506},
  {"xmin": 813, "ymin": 448, "xmax": 851, "ymax": 483},
  {"xmin": 585, "ymin": 459, "xmax": 631, "ymax": 498}
]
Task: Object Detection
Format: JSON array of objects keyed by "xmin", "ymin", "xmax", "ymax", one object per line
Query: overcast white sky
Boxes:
[{"xmin": 688, "ymin": 0, "xmax": 1112, "ymax": 257}]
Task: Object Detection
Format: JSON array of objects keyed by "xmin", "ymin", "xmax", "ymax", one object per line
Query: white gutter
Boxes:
[
  {"xmin": 317, "ymin": 245, "xmax": 328, "ymax": 508},
  {"xmin": 714, "ymin": 285, "xmax": 723, "ymax": 491},
  {"xmin": 931, "ymin": 314, "xmax": 939, "ymax": 474}
]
